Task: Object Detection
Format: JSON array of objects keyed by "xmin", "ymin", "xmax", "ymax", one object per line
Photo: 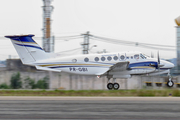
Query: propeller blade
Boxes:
[
  {"xmin": 157, "ymin": 51, "xmax": 160, "ymax": 64},
  {"xmin": 151, "ymin": 52, "xmax": 154, "ymax": 58}
]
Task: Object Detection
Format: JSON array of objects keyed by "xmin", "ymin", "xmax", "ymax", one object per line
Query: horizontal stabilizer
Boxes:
[{"xmin": 36, "ymin": 66, "xmax": 61, "ymax": 72}]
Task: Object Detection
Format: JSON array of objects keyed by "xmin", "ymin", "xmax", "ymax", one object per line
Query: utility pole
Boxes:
[
  {"xmin": 42, "ymin": 0, "xmax": 54, "ymax": 52},
  {"xmin": 81, "ymin": 31, "xmax": 90, "ymax": 54}
]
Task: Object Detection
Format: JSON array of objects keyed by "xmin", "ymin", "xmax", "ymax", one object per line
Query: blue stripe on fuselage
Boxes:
[
  {"xmin": 15, "ymin": 43, "xmax": 43, "ymax": 50},
  {"xmin": 47, "ymin": 61, "xmax": 158, "ymax": 69},
  {"xmin": 129, "ymin": 61, "xmax": 158, "ymax": 68},
  {"xmin": 48, "ymin": 66, "xmax": 110, "ymax": 69},
  {"xmin": 35, "ymin": 62, "xmax": 114, "ymax": 66}
]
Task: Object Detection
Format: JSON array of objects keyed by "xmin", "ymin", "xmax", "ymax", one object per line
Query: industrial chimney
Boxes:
[
  {"xmin": 175, "ymin": 16, "xmax": 180, "ymax": 69},
  {"xmin": 42, "ymin": 0, "xmax": 54, "ymax": 52}
]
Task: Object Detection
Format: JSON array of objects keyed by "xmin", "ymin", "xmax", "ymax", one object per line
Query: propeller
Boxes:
[
  {"xmin": 158, "ymin": 51, "xmax": 160, "ymax": 65},
  {"xmin": 157, "ymin": 51, "xmax": 160, "ymax": 71},
  {"xmin": 149, "ymin": 51, "xmax": 163, "ymax": 68},
  {"xmin": 157, "ymin": 51, "xmax": 164, "ymax": 68},
  {"xmin": 151, "ymin": 52, "xmax": 154, "ymax": 58}
]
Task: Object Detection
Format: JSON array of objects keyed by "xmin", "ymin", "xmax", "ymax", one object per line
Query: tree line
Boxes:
[{"xmin": 0, "ymin": 72, "xmax": 49, "ymax": 89}]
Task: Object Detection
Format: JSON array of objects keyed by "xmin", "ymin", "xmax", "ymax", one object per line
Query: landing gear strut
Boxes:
[
  {"xmin": 107, "ymin": 78, "xmax": 120, "ymax": 90},
  {"xmin": 167, "ymin": 72, "xmax": 174, "ymax": 87}
]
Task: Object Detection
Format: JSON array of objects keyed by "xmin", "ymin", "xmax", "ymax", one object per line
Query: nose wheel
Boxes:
[
  {"xmin": 167, "ymin": 72, "xmax": 174, "ymax": 87},
  {"xmin": 107, "ymin": 78, "xmax": 120, "ymax": 90},
  {"xmin": 167, "ymin": 81, "xmax": 174, "ymax": 87},
  {"xmin": 167, "ymin": 77, "xmax": 174, "ymax": 87}
]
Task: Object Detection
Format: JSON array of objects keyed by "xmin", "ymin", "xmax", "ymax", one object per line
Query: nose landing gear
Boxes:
[
  {"xmin": 167, "ymin": 76, "xmax": 174, "ymax": 87},
  {"xmin": 107, "ymin": 78, "xmax": 120, "ymax": 90},
  {"xmin": 167, "ymin": 72, "xmax": 174, "ymax": 87}
]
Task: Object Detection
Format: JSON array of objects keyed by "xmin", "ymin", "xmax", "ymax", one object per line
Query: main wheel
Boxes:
[
  {"xmin": 113, "ymin": 83, "xmax": 120, "ymax": 90},
  {"xmin": 167, "ymin": 81, "xmax": 174, "ymax": 87},
  {"xmin": 107, "ymin": 83, "xmax": 113, "ymax": 90}
]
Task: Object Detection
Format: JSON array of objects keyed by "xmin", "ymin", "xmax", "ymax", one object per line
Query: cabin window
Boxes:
[
  {"xmin": 84, "ymin": 57, "xmax": 89, "ymax": 62},
  {"xmin": 94, "ymin": 57, "xmax": 99, "ymax": 62},
  {"xmin": 101, "ymin": 57, "xmax": 106, "ymax": 61},
  {"xmin": 126, "ymin": 57, "xmax": 129, "ymax": 59},
  {"xmin": 113, "ymin": 56, "xmax": 118, "ymax": 61},
  {"xmin": 72, "ymin": 59, "xmax": 77, "ymax": 63},
  {"xmin": 131, "ymin": 56, "xmax": 133, "ymax": 59},
  {"xmin": 120, "ymin": 55, "xmax": 125, "ymax": 60},
  {"xmin": 107, "ymin": 56, "xmax": 112, "ymax": 61},
  {"xmin": 134, "ymin": 54, "xmax": 139, "ymax": 59}
]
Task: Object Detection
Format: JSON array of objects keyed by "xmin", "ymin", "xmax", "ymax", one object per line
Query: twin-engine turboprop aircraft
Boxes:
[{"xmin": 5, "ymin": 35, "xmax": 175, "ymax": 90}]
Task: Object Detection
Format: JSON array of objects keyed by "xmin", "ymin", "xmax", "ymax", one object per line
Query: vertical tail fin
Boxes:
[{"xmin": 5, "ymin": 35, "xmax": 49, "ymax": 64}]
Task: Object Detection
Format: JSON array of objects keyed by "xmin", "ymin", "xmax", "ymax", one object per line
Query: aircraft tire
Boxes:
[
  {"xmin": 167, "ymin": 81, "xmax": 174, "ymax": 87},
  {"xmin": 107, "ymin": 83, "xmax": 113, "ymax": 90},
  {"xmin": 113, "ymin": 83, "xmax": 120, "ymax": 90}
]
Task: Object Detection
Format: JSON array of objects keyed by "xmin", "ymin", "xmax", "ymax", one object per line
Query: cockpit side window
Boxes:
[{"xmin": 134, "ymin": 54, "xmax": 139, "ymax": 59}]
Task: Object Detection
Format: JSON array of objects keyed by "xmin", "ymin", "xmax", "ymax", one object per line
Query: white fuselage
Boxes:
[{"xmin": 33, "ymin": 51, "xmax": 174, "ymax": 78}]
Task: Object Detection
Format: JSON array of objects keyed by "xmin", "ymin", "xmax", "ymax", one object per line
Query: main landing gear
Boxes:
[
  {"xmin": 167, "ymin": 72, "xmax": 174, "ymax": 87},
  {"xmin": 107, "ymin": 78, "xmax": 120, "ymax": 90}
]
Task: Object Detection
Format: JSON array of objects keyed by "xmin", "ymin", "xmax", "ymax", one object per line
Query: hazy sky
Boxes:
[{"xmin": 0, "ymin": 0, "xmax": 180, "ymax": 60}]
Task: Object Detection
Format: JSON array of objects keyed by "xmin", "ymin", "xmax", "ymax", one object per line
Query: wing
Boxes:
[
  {"xmin": 96, "ymin": 61, "xmax": 130, "ymax": 75},
  {"xmin": 108, "ymin": 61, "xmax": 130, "ymax": 72}
]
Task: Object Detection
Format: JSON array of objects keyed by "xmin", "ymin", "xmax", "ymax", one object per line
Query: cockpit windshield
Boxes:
[{"xmin": 140, "ymin": 53, "xmax": 149, "ymax": 59}]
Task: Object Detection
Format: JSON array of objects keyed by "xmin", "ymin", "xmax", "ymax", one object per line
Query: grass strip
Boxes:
[{"xmin": 0, "ymin": 89, "xmax": 179, "ymax": 96}]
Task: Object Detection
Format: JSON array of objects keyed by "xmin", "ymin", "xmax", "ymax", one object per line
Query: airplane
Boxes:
[{"xmin": 5, "ymin": 34, "xmax": 175, "ymax": 90}]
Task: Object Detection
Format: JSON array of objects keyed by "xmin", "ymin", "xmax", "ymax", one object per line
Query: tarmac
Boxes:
[{"xmin": 0, "ymin": 97, "xmax": 179, "ymax": 120}]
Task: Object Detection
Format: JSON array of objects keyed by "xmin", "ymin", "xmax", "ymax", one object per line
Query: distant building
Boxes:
[
  {"xmin": 0, "ymin": 60, "xmax": 6, "ymax": 67},
  {"xmin": 6, "ymin": 59, "xmax": 36, "ymax": 72}
]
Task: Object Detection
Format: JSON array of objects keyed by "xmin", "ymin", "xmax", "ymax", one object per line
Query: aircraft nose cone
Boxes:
[
  {"xmin": 169, "ymin": 62, "xmax": 174, "ymax": 68},
  {"xmin": 165, "ymin": 61, "xmax": 174, "ymax": 69},
  {"xmin": 160, "ymin": 60, "xmax": 174, "ymax": 69}
]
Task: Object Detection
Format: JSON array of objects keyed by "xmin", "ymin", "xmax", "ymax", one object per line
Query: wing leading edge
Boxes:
[{"xmin": 97, "ymin": 61, "xmax": 130, "ymax": 76}]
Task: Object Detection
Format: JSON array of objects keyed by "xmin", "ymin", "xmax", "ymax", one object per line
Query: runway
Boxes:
[{"xmin": 0, "ymin": 97, "xmax": 179, "ymax": 120}]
